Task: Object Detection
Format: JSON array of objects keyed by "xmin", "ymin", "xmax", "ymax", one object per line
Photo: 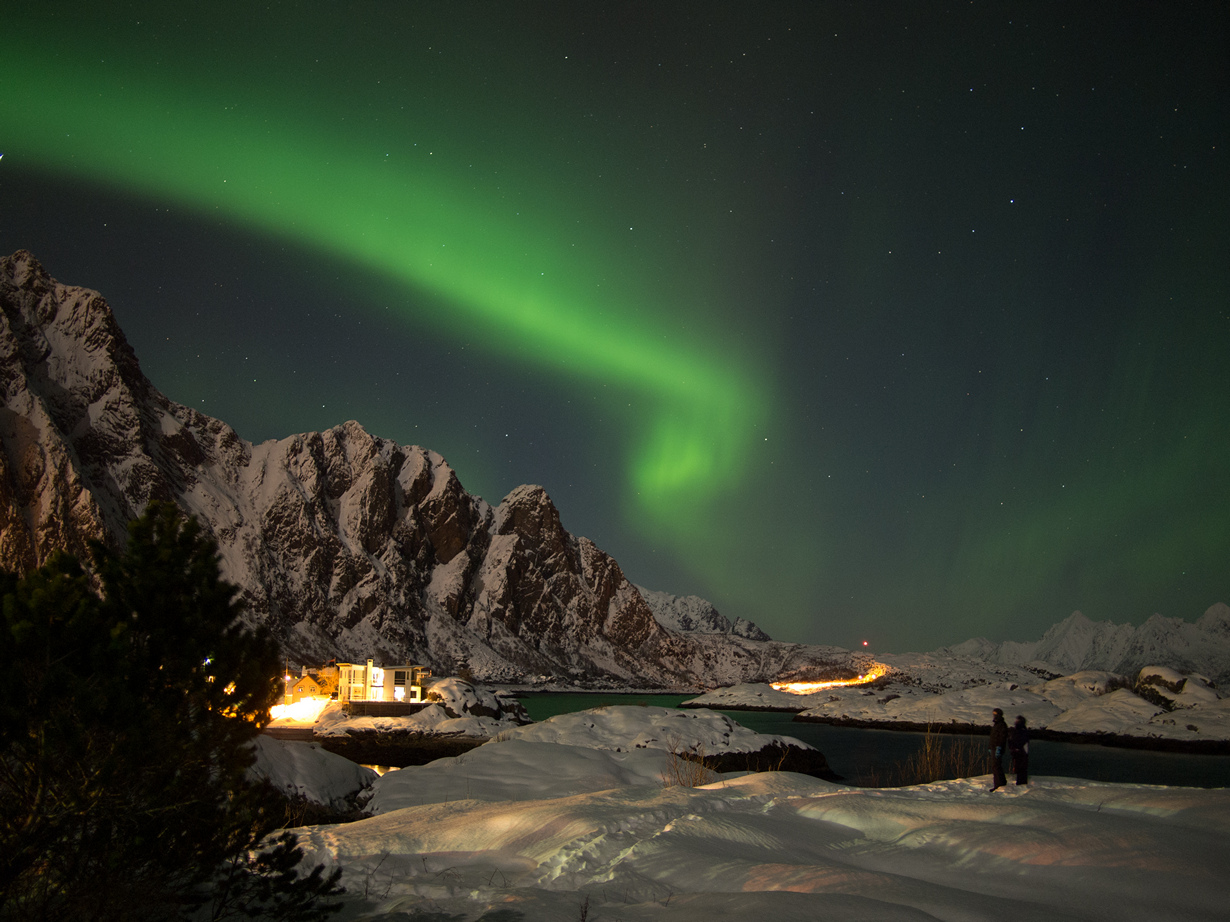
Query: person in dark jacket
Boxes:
[
  {"xmin": 988, "ymin": 708, "xmax": 1008, "ymax": 791},
  {"xmin": 1008, "ymin": 715, "xmax": 1030, "ymax": 785}
]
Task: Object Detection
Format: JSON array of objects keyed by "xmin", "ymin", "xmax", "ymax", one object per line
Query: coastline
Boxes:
[
  {"xmin": 315, "ymin": 730, "xmax": 487, "ymax": 767},
  {"xmin": 273, "ymin": 688, "xmax": 1230, "ymax": 765},
  {"xmin": 791, "ymin": 713, "xmax": 1230, "ymax": 755}
]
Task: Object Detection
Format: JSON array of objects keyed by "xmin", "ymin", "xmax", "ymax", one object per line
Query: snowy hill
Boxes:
[{"xmin": 942, "ymin": 604, "xmax": 1230, "ymax": 684}]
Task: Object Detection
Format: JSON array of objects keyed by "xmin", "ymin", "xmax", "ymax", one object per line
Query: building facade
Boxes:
[{"xmin": 337, "ymin": 660, "xmax": 432, "ymax": 703}]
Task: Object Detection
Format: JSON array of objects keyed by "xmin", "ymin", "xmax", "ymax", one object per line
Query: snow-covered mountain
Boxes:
[
  {"xmin": 0, "ymin": 250, "xmax": 854, "ymax": 687},
  {"xmin": 636, "ymin": 584, "xmax": 771, "ymax": 640},
  {"xmin": 941, "ymin": 605, "xmax": 1230, "ymax": 685}
]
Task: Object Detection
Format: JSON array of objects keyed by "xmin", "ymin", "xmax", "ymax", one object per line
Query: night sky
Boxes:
[{"xmin": 3, "ymin": 2, "xmax": 1227, "ymax": 653}]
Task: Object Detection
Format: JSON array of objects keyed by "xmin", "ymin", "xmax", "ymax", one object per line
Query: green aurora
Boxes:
[
  {"xmin": 1, "ymin": 19, "xmax": 772, "ymax": 552},
  {"xmin": 2, "ymin": 4, "xmax": 1227, "ymax": 650}
]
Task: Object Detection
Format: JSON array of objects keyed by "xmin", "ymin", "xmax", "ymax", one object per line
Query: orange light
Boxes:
[
  {"xmin": 770, "ymin": 662, "xmax": 888, "ymax": 695},
  {"xmin": 270, "ymin": 697, "xmax": 330, "ymax": 723}
]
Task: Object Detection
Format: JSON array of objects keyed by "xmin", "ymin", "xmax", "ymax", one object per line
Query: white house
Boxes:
[{"xmin": 337, "ymin": 660, "xmax": 432, "ymax": 704}]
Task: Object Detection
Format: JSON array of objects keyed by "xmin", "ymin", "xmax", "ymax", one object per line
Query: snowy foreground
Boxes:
[{"xmin": 265, "ymin": 706, "xmax": 1230, "ymax": 921}]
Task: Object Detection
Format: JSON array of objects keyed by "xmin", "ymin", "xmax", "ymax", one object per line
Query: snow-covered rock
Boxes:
[
  {"xmin": 1144, "ymin": 698, "xmax": 1230, "ymax": 741},
  {"xmin": 1036, "ymin": 670, "xmax": 1123, "ymax": 710},
  {"xmin": 783, "ymin": 681, "xmax": 1062, "ymax": 729},
  {"xmin": 1045, "ymin": 688, "xmax": 1165, "ymax": 735},
  {"xmin": 684, "ymin": 682, "xmax": 815, "ymax": 711},
  {"xmin": 492, "ymin": 704, "xmax": 810, "ymax": 755},
  {"xmin": 312, "ymin": 679, "xmax": 531, "ymax": 739},
  {"xmin": 247, "ymin": 735, "xmax": 376, "ymax": 808}
]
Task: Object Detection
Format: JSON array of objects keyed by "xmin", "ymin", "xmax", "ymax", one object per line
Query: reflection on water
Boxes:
[{"xmin": 515, "ymin": 692, "xmax": 1230, "ymax": 789}]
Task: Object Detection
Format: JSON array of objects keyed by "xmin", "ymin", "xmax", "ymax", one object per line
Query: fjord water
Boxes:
[{"xmin": 516, "ymin": 692, "xmax": 1230, "ymax": 788}]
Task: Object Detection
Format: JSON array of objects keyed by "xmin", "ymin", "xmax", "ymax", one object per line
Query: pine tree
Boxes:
[{"xmin": 0, "ymin": 503, "xmax": 344, "ymax": 920}]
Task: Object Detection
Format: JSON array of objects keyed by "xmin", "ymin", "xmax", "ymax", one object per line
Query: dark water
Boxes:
[{"xmin": 515, "ymin": 692, "xmax": 1230, "ymax": 789}]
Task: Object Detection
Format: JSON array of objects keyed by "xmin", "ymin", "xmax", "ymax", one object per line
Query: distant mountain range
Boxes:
[
  {"xmin": 4, "ymin": 250, "xmax": 1225, "ymax": 690},
  {"xmin": 941, "ymin": 605, "xmax": 1230, "ymax": 685},
  {"xmin": 0, "ymin": 250, "xmax": 853, "ymax": 688}
]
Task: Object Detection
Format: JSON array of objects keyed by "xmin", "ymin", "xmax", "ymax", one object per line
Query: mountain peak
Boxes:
[
  {"xmin": 1197, "ymin": 603, "xmax": 1230, "ymax": 636},
  {"xmin": 940, "ymin": 605, "xmax": 1230, "ymax": 684},
  {"xmin": 1, "ymin": 252, "xmax": 836, "ymax": 688},
  {"xmin": 635, "ymin": 584, "xmax": 771, "ymax": 641}
]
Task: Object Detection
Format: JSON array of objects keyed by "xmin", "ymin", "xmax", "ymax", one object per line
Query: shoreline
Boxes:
[
  {"xmin": 315, "ymin": 731, "xmax": 486, "ymax": 767},
  {"xmin": 789, "ymin": 713, "xmax": 1230, "ymax": 755},
  {"xmin": 501, "ymin": 686, "xmax": 700, "ymax": 696},
  {"xmin": 272, "ymin": 691, "xmax": 1230, "ymax": 761},
  {"xmin": 518, "ymin": 693, "xmax": 1230, "ymax": 755}
]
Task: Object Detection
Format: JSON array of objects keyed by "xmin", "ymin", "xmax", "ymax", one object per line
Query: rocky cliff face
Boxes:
[{"xmin": 1, "ymin": 251, "xmax": 852, "ymax": 687}]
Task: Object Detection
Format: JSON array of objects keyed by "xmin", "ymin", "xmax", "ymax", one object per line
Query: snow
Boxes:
[
  {"xmin": 636, "ymin": 583, "xmax": 771, "ymax": 640},
  {"xmin": 365, "ymin": 738, "xmax": 674, "ymax": 812},
  {"xmin": 271, "ymin": 678, "xmax": 531, "ymax": 740},
  {"xmin": 247, "ymin": 735, "xmax": 377, "ymax": 809},
  {"xmin": 685, "ymin": 682, "xmax": 812, "ymax": 710},
  {"xmin": 1035, "ymin": 670, "xmax": 1123, "ymax": 709},
  {"xmin": 313, "ymin": 701, "xmax": 514, "ymax": 740},
  {"xmin": 942, "ymin": 604, "xmax": 1230, "ymax": 684},
  {"xmin": 284, "ymin": 703, "xmax": 1230, "ymax": 921},
  {"xmin": 688, "ymin": 661, "xmax": 1230, "ymax": 744},
  {"xmin": 1045, "ymin": 688, "xmax": 1165, "ymax": 735},
  {"xmin": 490, "ymin": 704, "xmax": 810, "ymax": 754}
]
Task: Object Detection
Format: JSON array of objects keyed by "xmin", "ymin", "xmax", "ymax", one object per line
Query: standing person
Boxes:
[
  {"xmin": 988, "ymin": 708, "xmax": 1008, "ymax": 791},
  {"xmin": 1009, "ymin": 715, "xmax": 1030, "ymax": 785}
]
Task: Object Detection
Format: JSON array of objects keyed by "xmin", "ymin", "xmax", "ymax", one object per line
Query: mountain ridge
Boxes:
[
  {"xmin": 6, "ymin": 250, "xmax": 1223, "ymax": 688},
  {"xmin": 941, "ymin": 604, "xmax": 1230, "ymax": 684},
  {"xmin": 0, "ymin": 250, "xmax": 854, "ymax": 687},
  {"xmin": 635, "ymin": 584, "xmax": 771, "ymax": 641}
]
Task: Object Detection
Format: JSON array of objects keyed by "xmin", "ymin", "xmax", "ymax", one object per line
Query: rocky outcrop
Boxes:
[
  {"xmin": 1, "ymin": 251, "xmax": 134, "ymax": 570},
  {"xmin": 0, "ymin": 251, "xmax": 854, "ymax": 688}
]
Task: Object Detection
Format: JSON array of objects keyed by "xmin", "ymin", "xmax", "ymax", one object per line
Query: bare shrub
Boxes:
[
  {"xmin": 909, "ymin": 728, "xmax": 985, "ymax": 785},
  {"xmin": 659, "ymin": 734, "xmax": 719, "ymax": 788},
  {"xmin": 856, "ymin": 726, "xmax": 987, "ymax": 787}
]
